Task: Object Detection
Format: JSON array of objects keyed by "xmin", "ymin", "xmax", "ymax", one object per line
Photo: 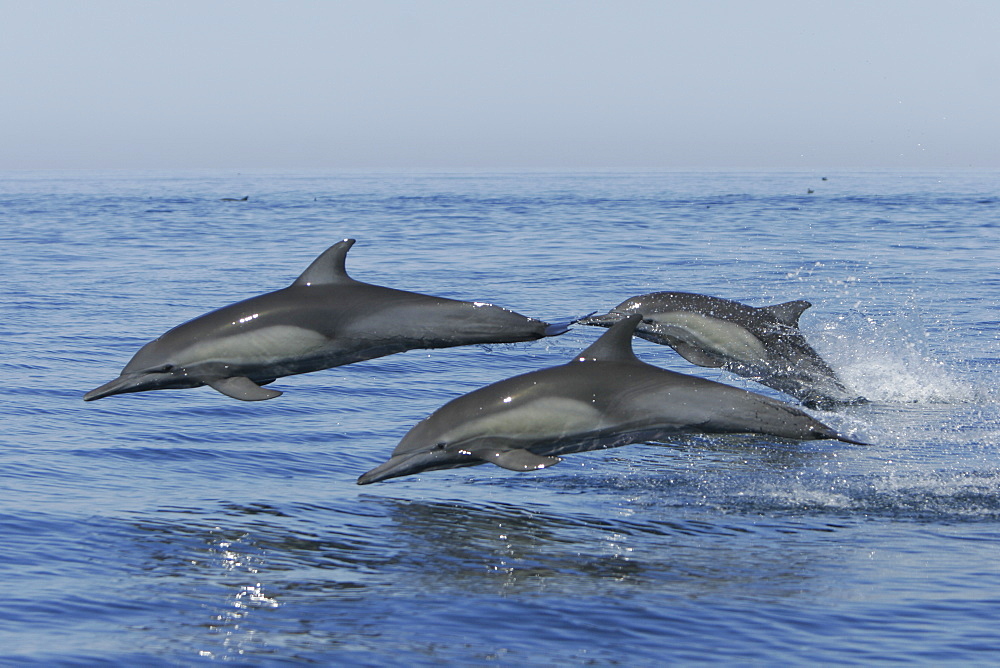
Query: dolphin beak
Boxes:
[
  {"xmin": 576, "ymin": 311, "xmax": 627, "ymax": 327},
  {"xmin": 357, "ymin": 449, "xmax": 475, "ymax": 485},
  {"xmin": 84, "ymin": 375, "xmax": 132, "ymax": 401},
  {"xmin": 357, "ymin": 452, "xmax": 431, "ymax": 485},
  {"xmin": 83, "ymin": 374, "xmax": 157, "ymax": 401}
]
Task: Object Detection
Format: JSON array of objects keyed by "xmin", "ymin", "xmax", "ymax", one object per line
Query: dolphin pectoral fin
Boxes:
[
  {"xmin": 207, "ymin": 376, "xmax": 283, "ymax": 401},
  {"xmin": 670, "ymin": 342, "xmax": 726, "ymax": 368},
  {"xmin": 475, "ymin": 448, "xmax": 562, "ymax": 472}
]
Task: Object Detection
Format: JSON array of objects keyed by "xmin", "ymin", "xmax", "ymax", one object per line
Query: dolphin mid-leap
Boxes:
[
  {"xmin": 357, "ymin": 314, "xmax": 864, "ymax": 485},
  {"xmin": 578, "ymin": 292, "xmax": 864, "ymax": 409},
  {"xmin": 84, "ymin": 239, "xmax": 569, "ymax": 402}
]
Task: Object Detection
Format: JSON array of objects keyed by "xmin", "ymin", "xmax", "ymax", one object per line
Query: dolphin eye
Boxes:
[
  {"xmin": 151, "ymin": 364, "xmax": 175, "ymax": 373},
  {"xmin": 434, "ymin": 443, "xmax": 446, "ymax": 450}
]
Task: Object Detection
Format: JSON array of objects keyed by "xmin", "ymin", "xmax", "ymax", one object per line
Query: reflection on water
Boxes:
[{"xmin": 368, "ymin": 493, "xmax": 846, "ymax": 601}]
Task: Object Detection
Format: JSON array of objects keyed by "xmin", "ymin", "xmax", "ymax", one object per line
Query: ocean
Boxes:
[{"xmin": 1, "ymin": 169, "xmax": 998, "ymax": 665}]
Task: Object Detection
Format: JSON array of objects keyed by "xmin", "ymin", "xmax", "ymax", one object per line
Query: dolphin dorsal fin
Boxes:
[
  {"xmin": 573, "ymin": 313, "xmax": 643, "ymax": 364},
  {"xmin": 761, "ymin": 300, "xmax": 811, "ymax": 327},
  {"xmin": 293, "ymin": 239, "xmax": 357, "ymax": 287}
]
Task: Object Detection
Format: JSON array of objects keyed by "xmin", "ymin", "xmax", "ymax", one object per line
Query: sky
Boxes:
[{"xmin": 2, "ymin": 1, "xmax": 999, "ymax": 171}]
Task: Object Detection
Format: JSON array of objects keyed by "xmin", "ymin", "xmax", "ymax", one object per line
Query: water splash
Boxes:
[{"xmin": 810, "ymin": 309, "xmax": 981, "ymax": 404}]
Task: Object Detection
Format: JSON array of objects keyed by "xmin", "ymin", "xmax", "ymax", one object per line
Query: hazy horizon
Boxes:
[{"xmin": 4, "ymin": 1, "xmax": 999, "ymax": 171}]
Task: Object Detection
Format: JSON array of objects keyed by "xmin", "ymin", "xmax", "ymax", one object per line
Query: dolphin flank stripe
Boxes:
[
  {"xmin": 646, "ymin": 311, "xmax": 769, "ymax": 364},
  {"xmin": 180, "ymin": 325, "xmax": 330, "ymax": 366},
  {"xmin": 441, "ymin": 397, "xmax": 605, "ymax": 443}
]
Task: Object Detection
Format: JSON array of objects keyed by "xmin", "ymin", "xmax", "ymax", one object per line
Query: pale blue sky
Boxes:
[{"xmin": 3, "ymin": 1, "xmax": 998, "ymax": 170}]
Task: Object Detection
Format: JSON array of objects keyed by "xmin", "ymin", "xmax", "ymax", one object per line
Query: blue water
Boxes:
[{"xmin": 2, "ymin": 170, "xmax": 999, "ymax": 665}]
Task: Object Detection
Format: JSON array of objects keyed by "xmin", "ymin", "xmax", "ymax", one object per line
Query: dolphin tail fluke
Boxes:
[
  {"xmin": 207, "ymin": 377, "xmax": 283, "ymax": 401},
  {"xmin": 543, "ymin": 322, "xmax": 572, "ymax": 336},
  {"xmin": 543, "ymin": 312, "xmax": 597, "ymax": 337}
]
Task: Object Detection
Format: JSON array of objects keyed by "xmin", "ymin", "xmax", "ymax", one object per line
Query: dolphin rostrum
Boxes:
[
  {"xmin": 357, "ymin": 314, "xmax": 864, "ymax": 485},
  {"xmin": 578, "ymin": 292, "xmax": 864, "ymax": 409},
  {"xmin": 84, "ymin": 239, "xmax": 569, "ymax": 402}
]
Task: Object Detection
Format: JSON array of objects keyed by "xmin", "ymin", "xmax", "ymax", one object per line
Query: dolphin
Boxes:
[
  {"xmin": 578, "ymin": 292, "xmax": 864, "ymax": 409},
  {"xmin": 220, "ymin": 195, "xmax": 249, "ymax": 201},
  {"xmin": 84, "ymin": 239, "xmax": 569, "ymax": 402},
  {"xmin": 357, "ymin": 314, "xmax": 864, "ymax": 485}
]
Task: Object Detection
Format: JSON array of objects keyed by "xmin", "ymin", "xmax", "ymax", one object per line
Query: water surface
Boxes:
[{"xmin": 1, "ymin": 170, "xmax": 998, "ymax": 664}]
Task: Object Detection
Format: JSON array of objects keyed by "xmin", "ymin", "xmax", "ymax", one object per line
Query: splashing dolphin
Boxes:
[
  {"xmin": 84, "ymin": 239, "xmax": 569, "ymax": 402},
  {"xmin": 358, "ymin": 314, "xmax": 865, "ymax": 485},
  {"xmin": 578, "ymin": 292, "xmax": 865, "ymax": 409}
]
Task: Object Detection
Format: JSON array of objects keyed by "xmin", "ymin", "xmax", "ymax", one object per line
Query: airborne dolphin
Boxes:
[
  {"xmin": 578, "ymin": 292, "xmax": 864, "ymax": 409},
  {"xmin": 84, "ymin": 239, "xmax": 568, "ymax": 402},
  {"xmin": 357, "ymin": 314, "xmax": 864, "ymax": 485}
]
